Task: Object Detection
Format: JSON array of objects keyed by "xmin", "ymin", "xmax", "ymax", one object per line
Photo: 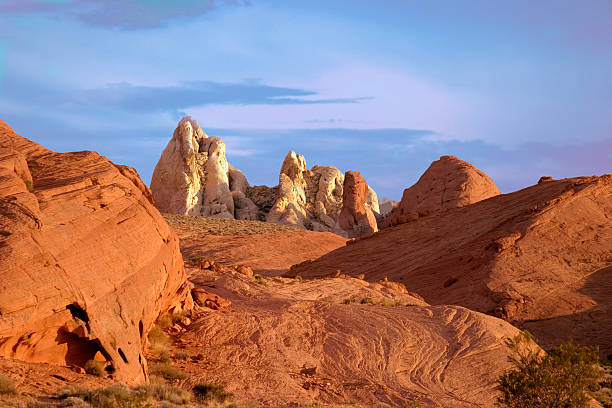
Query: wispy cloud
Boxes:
[
  {"xmin": 0, "ymin": 78, "xmax": 371, "ymax": 119},
  {"xmin": 0, "ymin": 0, "xmax": 249, "ymax": 29},
  {"xmin": 74, "ymin": 81, "xmax": 371, "ymax": 112}
]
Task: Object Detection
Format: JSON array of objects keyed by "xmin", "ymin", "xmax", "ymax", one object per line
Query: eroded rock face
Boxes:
[
  {"xmin": 151, "ymin": 117, "xmax": 256, "ymax": 219},
  {"xmin": 151, "ymin": 119, "xmax": 382, "ymax": 233},
  {"xmin": 0, "ymin": 118, "xmax": 192, "ymax": 383},
  {"xmin": 332, "ymin": 171, "xmax": 378, "ymax": 238},
  {"xmin": 385, "ymin": 155, "xmax": 500, "ymax": 226},
  {"xmin": 266, "ymin": 151, "xmax": 379, "ymax": 232}
]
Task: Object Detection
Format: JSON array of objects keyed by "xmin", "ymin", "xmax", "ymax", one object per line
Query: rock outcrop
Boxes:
[
  {"xmin": 0, "ymin": 118, "xmax": 192, "ymax": 383},
  {"xmin": 332, "ymin": 171, "xmax": 378, "ymax": 238},
  {"xmin": 151, "ymin": 118, "xmax": 381, "ymax": 234},
  {"xmin": 385, "ymin": 155, "xmax": 500, "ymax": 226},
  {"xmin": 179, "ymin": 266, "xmax": 523, "ymax": 407},
  {"xmin": 288, "ymin": 175, "xmax": 612, "ymax": 356},
  {"xmin": 266, "ymin": 151, "xmax": 379, "ymax": 233},
  {"xmin": 151, "ymin": 117, "xmax": 256, "ymax": 219}
]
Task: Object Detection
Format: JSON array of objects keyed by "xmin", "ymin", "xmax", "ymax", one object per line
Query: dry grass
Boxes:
[
  {"xmin": 163, "ymin": 213, "xmax": 302, "ymax": 236},
  {"xmin": 148, "ymin": 325, "xmax": 171, "ymax": 355},
  {"xmin": 149, "ymin": 362, "xmax": 189, "ymax": 380},
  {"xmin": 594, "ymin": 365, "xmax": 612, "ymax": 408},
  {"xmin": 0, "ymin": 373, "xmax": 17, "ymax": 395},
  {"xmin": 84, "ymin": 360, "xmax": 106, "ymax": 377}
]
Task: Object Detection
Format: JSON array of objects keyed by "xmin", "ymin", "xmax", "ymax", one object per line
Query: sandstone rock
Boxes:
[
  {"xmin": 290, "ymin": 174, "xmax": 612, "ymax": 356},
  {"xmin": 150, "ymin": 117, "xmax": 257, "ymax": 219},
  {"xmin": 191, "ymin": 288, "xmax": 231, "ymax": 310},
  {"xmin": 236, "ymin": 265, "xmax": 254, "ymax": 277},
  {"xmin": 332, "ymin": 171, "xmax": 378, "ymax": 238},
  {"xmin": 183, "ymin": 272, "xmax": 523, "ymax": 407},
  {"xmin": 0, "ymin": 118, "xmax": 192, "ymax": 383},
  {"xmin": 266, "ymin": 151, "xmax": 379, "ymax": 233},
  {"xmin": 385, "ymin": 155, "xmax": 500, "ymax": 226}
]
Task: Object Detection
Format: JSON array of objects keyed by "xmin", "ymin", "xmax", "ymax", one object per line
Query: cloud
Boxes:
[
  {"xmin": 75, "ymin": 81, "xmax": 370, "ymax": 112},
  {"xmin": 0, "ymin": 0, "xmax": 248, "ymax": 29},
  {"xmin": 0, "ymin": 78, "xmax": 370, "ymax": 120}
]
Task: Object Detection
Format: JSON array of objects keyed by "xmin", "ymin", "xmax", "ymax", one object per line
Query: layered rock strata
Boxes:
[{"xmin": 0, "ymin": 118, "xmax": 192, "ymax": 383}]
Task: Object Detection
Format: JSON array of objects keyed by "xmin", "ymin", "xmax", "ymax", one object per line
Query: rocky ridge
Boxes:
[{"xmin": 287, "ymin": 174, "xmax": 612, "ymax": 355}]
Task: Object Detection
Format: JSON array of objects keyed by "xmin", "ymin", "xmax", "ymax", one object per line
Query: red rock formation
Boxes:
[
  {"xmin": 289, "ymin": 175, "xmax": 612, "ymax": 355},
  {"xmin": 385, "ymin": 155, "xmax": 500, "ymax": 226},
  {"xmin": 332, "ymin": 171, "xmax": 378, "ymax": 238},
  {"xmin": 0, "ymin": 118, "xmax": 192, "ymax": 383}
]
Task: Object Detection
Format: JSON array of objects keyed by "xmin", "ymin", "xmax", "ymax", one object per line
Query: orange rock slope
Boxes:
[
  {"xmin": 173, "ymin": 265, "xmax": 522, "ymax": 407},
  {"xmin": 0, "ymin": 118, "xmax": 192, "ymax": 383},
  {"xmin": 289, "ymin": 175, "xmax": 612, "ymax": 354}
]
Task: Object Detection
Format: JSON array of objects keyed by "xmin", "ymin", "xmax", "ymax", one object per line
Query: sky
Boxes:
[{"xmin": 0, "ymin": 0, "xmax": 610, "ymax": 199}]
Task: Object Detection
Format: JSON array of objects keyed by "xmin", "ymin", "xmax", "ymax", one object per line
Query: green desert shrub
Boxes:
[
  {"xmin": 254, "ymin": 275, "xmax": 267, "ymax": 286},
  {"xmin": 0, "ymin": 373, "xmax": 17, "ymax": 395},
  {"xmin": 497, "ymin": 331, "xmax": 603, "ymax": 408},
  {"xmin": 360, "ymin": 296, "xmax": 374, "ymax": 305},
  {"xmin": 192, "ymin": 383, "xmax": 232, "ymax": 404}
]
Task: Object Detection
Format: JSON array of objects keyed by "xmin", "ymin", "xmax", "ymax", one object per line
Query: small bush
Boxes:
[
  {"xmin": 0, "ymin": 373, "xmax": 17, "ymax": 395},
  {"xmin": 303, "ymin": 403, "xmax": 324, "ymax": 408},
  {"xmin": 87, "ymin": 383, "xmax": 150, "ymax": 408},
  {"xmin": 22, "ymin": 179, "xmax": 33, "ymax": 191},
  {"xmin": 149, "ymin": 362, "xmax": 188, "ymax": 380},
  {"xmin": 342, "ymin": 298, "xmax": 354, "ymax": 304},
  {"xmin": 84, "ymin": 360, "xmax": 106, "ymax": 377},
  {"xmin": 402, "ymin": 401, "xmax": 425, "ymax": 408},
  {"xmin": 192, "ymin": 383, "xmax": 232, "ymax": 404},
  {"xmin": 136, "ymin": 381, "xmax": 191, "ymax": 405},
  {"xmin": 381, "ymin": 298, "xmax": 401, "ymax": 307},
  {"xmin": 360, "ymin": 297, "xmax": 374, "ymax": 305},
  {"xmin": 497, "ymin": 331, "xmax": 603, "ymax": 408},
  {"xmin": 148, "ymin": 325, "xmax": 171, "ymax": 355},
  {"xmin": 158, "ymin": 351, "xmax": 171, "ymax": 364},
  {"xmin": 254, "ymin": 275, "xmax": 267, "ymax": 286},
  {"xmin": 174, "ymin": 352, "xmax": 190, "ymax": 360}
]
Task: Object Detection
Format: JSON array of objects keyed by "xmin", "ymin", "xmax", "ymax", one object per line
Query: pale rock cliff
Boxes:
[{"xmin": 151, "ymin": 117, "xmax": 256, "ymax": 219}]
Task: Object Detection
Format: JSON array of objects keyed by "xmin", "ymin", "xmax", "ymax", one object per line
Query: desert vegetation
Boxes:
[
  {"xmin": 497, "ymin": 331, "xmax": 603, "ymax": 408},
  {"xmin": 163, "ymin": 213, "xmax": 302, "ymax": 235}
]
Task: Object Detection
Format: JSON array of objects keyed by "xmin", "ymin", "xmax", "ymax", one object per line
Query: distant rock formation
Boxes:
[
  {"xmin": 264, "ymin": 151, "xmax": 380, "ymax": 234},
  {"xmin": 385, "ymin": 155, "xmax": 500, "ymax": 226},
  {"xmin": 151, "ymin": 117, "xmax": 257, "ymax": 219},
  {"xmin": 265, "ymin": 151, "xmax": 344, "ymax": 231},
  {"xmin": 0, "ymin": 118, "xmax": 192, "ymax": 383},
  {"xmin": 332, "ymin": 171, "xmax": 379, "ymax": 238},
  {"xmin": 151, "ymin": 118, "xmax": 381, "ymax": 235}
]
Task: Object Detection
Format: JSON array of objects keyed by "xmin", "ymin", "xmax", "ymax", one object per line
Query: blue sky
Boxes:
[{"xmin": 0, "ymin": 0, "xmax": 610, "ymax": 199}]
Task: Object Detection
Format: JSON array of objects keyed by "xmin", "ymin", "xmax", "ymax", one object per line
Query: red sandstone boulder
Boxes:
[
  {"xmin": 331, "ymin": 171, "xmax": 378, "ymax": 238},
  {"xmin": 385, "ymin": 155, "xmax": 500, "ymax": 226},
  {"xmin": 0, "ymin": 118, "xmax": 192, "ymax": 383}
]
